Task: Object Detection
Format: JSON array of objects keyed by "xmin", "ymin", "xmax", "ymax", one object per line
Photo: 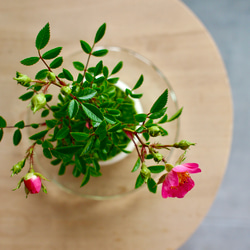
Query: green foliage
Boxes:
[
  {"xmin": 150, "ymin": 89, "xmax": 168, "ymax": 113},
  {"xmin": 36, "ymin": 22, "xmax": 50, "ymax": 50},
  {"xmin": 21, "ymin": 57, "xmax": 40, "ymax": 66},
  {"xmin": 94, "ymin": 23, "xmax": 106, "ymax": 43},
  {"xmin": 0, "ymin": 116, "xmax": 7, "ymax": 128},
  {"xmin": 42, "ymin": 47, "xmax": 62, "ymax": 59}
]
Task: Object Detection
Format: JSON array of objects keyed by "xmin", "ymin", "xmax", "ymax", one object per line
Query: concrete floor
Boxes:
[{"xmin": 179, "ymin": 0, "xmax": 250, "ymax": 249}]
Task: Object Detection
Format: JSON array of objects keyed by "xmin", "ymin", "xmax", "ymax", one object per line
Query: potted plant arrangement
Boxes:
[{"xmin": 0, "ymin": 23, "xmax": 201, "ymax": 199}]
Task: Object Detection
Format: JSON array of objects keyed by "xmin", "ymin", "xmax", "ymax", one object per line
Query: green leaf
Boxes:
[
  {"xmin": 131, "ymin": 157, "xmax": 141, "ymax": 172},
  {"xmin": 50, "ymin": 57, "xmax": 63, "ymax": 69},
  {"xmin": 107, "ymin": 77, "xmax": 119, "ymax": 84},
  {"xmin": 94, "ymin": 60, "xmax": 103, "ymax": 76},
  {"xmin": 72, "ymin": 165, "xmax": 81, "ymax": 177},
  {"xmin": 92, "ymin": 49, "xmax": 108, "ymax": 57},
  {"xmin": 41, "ymin": 109, "xmax": 49, "ymax": 117},
  {"xmin": 46, "ymin": 119, "xmax": 57, "ymax": 128},
  {"xmin": 129, "ymin": 92, "xmax": 143, "ymax": 99},
  {"xmin": 0, "ymin": 128, "xmax": 3, "ymax": 141},
  {"xmin": 80, "ymin": 40, "xmax": 92, "ymax": 54},
  {"xmin": 13, "ymin": 129, "xmax": 22, "ymax": 146},
  {"xmin": 36, "ymin": 22, "xmax": 50, "ymax": 50},
  {"xmin": 56, "ymin": 127, "xmax": 70, "ymax": 140},
  {"xmin": 81, "ymin": 103, "xmax": 103, "ymax": 123},
  {"xmin": 54, "ymin": 145, "xmax": 83, "ymax": 155},
  {"xmin": 134, "ymin": 113, "xmax": 147, "ymax": 123},
  {"xmin": 92, "ymin": 159, "xmax": 100, "ymax": 172},
  {"xmin": 68, "ymin": 99, "xmax": 79, "ymax": 118},
  {"xmin": 42, "ymin": 140, "xmax": 53, "ymax": 149},
  {"xmin": 147, "ymin": 178, "xmax": 157, "ymax": 193},
  {"xmin": 78, "ymin": 88, "xmax": 97, "ymax": 101},
  {"xmin": 149, "ymin": 107, "xmax": 167, "ymax": 120},
  {"xmin": 85, "ymin": 72, "xmax": 93, "ymax": 82},
  {"xmin": 58, "ymin": 163, "xmax": 66, "ymax": 175},
  {"xmin": 111, "ymin": 61, "xmax": 123, "ymax": 75},
  {"xmin": 70, "ymin": 132, "xmax": 89, "ymax": 141},
  {"xmin": 80, "ymin": 136, "xmax": 95, "ymax": 156},
  {"xmin": 103, "ymin": 66, "xmax": 109, "ymax": 78},
  {"xmin": 0, "ymin": 116, "xmax": 7, "ymax": 128},
  {"xmin": 150, "ymin": 89, "xmax": 168, "ymax": 113},
  {"xmin": 29, "ymin": 129, "xmax": 48, "ymax": 140},
  {"xmin": 73, "ymin": 61, "xmax": 84, "ymax": 71},
  {"xmin": 158, "ymin": 114, "xmax": 168, "ymax": 124},
  {"xmin": 148, "ymin": 165, "xmax": 165, "ymax": 173},
  {"xmin": 168, "ymin": 107, "xmax": 183, "ymax": 122},
  {"xmin": 42, "ymin": 47, "xmax": 62, "ymax": 59},
  {"xmin": 43, "ymin": 148, "xmax": 52, "ymax": 159},
  {"xmin": 133, "ymin": 74, "xmax": 144, "ymax": 90},
  {"xmin": 19, "ymin": 91, "xmax": 34, "ymax": 101},
  {"xmin": 80, "ymin": 167, "xmax": 90, "ymax": 187},
  {"xmin": 95, "ymin": 120, "xmax": 107, "ymax": 141},
  {"xmin": 14, "ymin": 120, "xmax": 25, "ymax": 129},
  {"xmin": 135, "ymin": 174, "xmax": 144, "ymax": 189},
  {"xmin": 107, "ymin": 109, "xmax": 121, "ymax": 116},
  {"xmin": 35, "ymin": 69, "xmax": 49, "ymax": 80},
  {"xmin": 63, "ymin": 68, "xmax": 73, "ymax": 81},
  {"xmin": 107, "ymin": 122, "xmax": 122, "ymax": 132},
  {"xmin": 30, "ymin": 123, "xmax": 39, "ymax": 129},
  {"xmin": 94, "ymin": 23, "xmax": 106, "ymax": 43},
  {"xmin": 20, "ymin": 57, "xmax": 40, "ymax": 66},
  {"xmin": 51, "ymin": 158, "xmax": 61, "ymax": 165}
]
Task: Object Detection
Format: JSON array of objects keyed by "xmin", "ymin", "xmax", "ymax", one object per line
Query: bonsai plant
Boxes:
[{"xmin": 0, "ymin": 23, "xmax": 201, "ymax": 198}]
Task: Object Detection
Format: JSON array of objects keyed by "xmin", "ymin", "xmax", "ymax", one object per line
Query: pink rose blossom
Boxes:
[
  {"xmin": 161, "ymin": 163, "xmax": 201, "ymax": 198},
  {"xmin": 24, "ymin": 173, "xmax": 42, "ymax": 194}
]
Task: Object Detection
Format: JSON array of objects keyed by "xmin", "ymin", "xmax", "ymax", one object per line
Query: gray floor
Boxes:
[{"xmin": 179, "ymin": 0, "xmax": 250, "ymax": 249}]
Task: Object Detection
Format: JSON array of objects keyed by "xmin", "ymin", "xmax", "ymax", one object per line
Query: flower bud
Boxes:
[
  {"xmin": 11, "ymin": 159, "xmax": 26, "ymax": 176},
  {"xmin": 61, "ymin": 86, "xmax": 72, "ymax": 96},
  {"xmin": 47, "ymin": 71, "xmax": 56, "ymax": 82},
  {"xmin": 153, "ymin": 152, "xmax": 163, "ymax": 163},
  {"xmin": 31, "ymin": 93, "xmax": 47, "ymax": 113},
  {"xmin": 174, "ymin": 140, "xmax": 195, "ymax": 150},
  {"xmin": 24, "ymin": 172, "xmax": 42, "ymax": 195},
  {"xmin": 140, "ymin": 163, "xmax": 151, "ymax": 183},
  {"xmin": 13, "ymin": 72, "xmax": 31, "ymax": 87},
  {"xmin": 148, "ymin": 126, "xmax": 161, "ymax": 137}
]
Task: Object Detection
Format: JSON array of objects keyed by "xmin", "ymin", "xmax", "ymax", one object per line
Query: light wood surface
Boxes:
[{"xmin": 0, "ymin": 0, "xmax": 232, "ymax": 249}]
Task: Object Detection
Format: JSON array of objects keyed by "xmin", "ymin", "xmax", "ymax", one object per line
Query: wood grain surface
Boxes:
[{"xmin": 0, "ymin": 0, "xmax": 232, "ymax": 249}]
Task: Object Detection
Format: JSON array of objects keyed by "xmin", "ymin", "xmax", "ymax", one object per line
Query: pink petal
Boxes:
[
  {"xmin": 24, "ymin": 176, "xmax": 41, "ymax": 194},
  {"xmin": 174, "ymin": 163, "xmax": 201, "ymax": 174}
]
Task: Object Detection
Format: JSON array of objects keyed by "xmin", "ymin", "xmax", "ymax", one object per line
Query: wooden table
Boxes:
[{"xmin": 0, "ymin": 0, "xmax": 232, "ymax": 249}]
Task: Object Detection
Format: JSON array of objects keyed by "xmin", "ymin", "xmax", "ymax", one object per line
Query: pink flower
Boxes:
[
  {"xmin": 161, "ymin": 163, "xmax": 201, "ymax": 198},
  {"xmin": 24, "ymin": 173, "xmax": 42, "ymax": 194}
]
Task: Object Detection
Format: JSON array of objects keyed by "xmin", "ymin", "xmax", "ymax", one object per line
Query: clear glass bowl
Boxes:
[{"xmin": 27, "ymin": 46, "xmax": 180, "ymax": 200}]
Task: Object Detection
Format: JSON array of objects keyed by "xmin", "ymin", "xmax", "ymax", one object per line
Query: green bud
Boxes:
[
  {"xmin": 31, "ymin": 93, "xmax": 47, "ymax": 113},
  {"xmin": 61, "ymin": 86, "xmax": 72, "ymax": 96},
  {"xmin": 13, "ymin": 72, "xmax": 31, "ymax": 87},
  {"xmin": 165, "ymin": 163, "xmax": 174, "ymax": 172},
  {"xmin": 11, "ymin": 159, "xmax": 26, "ymax": 176},
  {"xmin": 148, "ymin": 126, "xmax": 161, "ymax": 137},
  {"xmin": 174, "ymin": 140, "xmax": 195, "ymax": 150},
  {"xmin": 153, "ymin": 152, "xmax": 163, "ymax": 163},
  {"xmin": 140, "ymin": 163, "xmax": 151, "ymax": 183},
  {"xmin": 47, "ymin": 71, "xmax": 56, "ymax": 82}
]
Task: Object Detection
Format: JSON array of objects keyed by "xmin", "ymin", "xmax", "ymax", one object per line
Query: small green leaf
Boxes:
[
  {"xmin": 36, "ymin": 22, "xmax": 50, "ymax": 50},
  {"xmin": 30, "ymin": 123, "xmax": 39, "ymax": 129},
  {"xmin": 148, "ymin": 165, "xmax": 165, "ymax": 173},
  {"xmin": 0, "ymin": 129, "xmax": 3, "ymax": 141},
  {"xmin": 133, "ymin": 74, "xmax": 144, "ymax": 90},
  {"xmin": 147, "ymin": 178, "xmax": 157, "ymax": 193},
  {"xmin": 107, "ymin": 77, "xmax": 119, "ymax": 84},
  {"xmin": 111, "ymin": 61, "xmax": 123, "ymax": 75},
  {"xmin": 45, "ymin": 94, "xmax": 53, "ymax": 102},
  {"xmin": 150, "ymin": 89, "xmax": 168, "ymax": 113},
  {"xmin": 73, "ymin": 61, "xmax": 84, "ymax": 71},
  {"xmin": 63, "ymin": 68, "xmax": 74, "ymax": 81},
  {"xmin": 94, "ymin": 23, "xmax": 106, "ymax": 43},
  {"xmin": 149, "ymin": 107, "xmax": 167, "ymax": 120},
  {"xmin": 94, "ymin": 60, "xmax": 103, "ymax": 76},
  {"xmin": 107, "ymin": 109, "xmax": 121, "ymax": 116},
  {"xmin": 107, "ymin": 122, "xmax": 121, "ymax": 132},
  {"xmin": 50, "ymin": 57, "xmax": 63, "ymax": 69},
  {"xmin": 131, "ymin": 157, "xmax": 141, "ymax": 172},
  {"xmin": 135, "ymin": 174, "xmax": 144, "ymax": 189},
  {"xmin": 54, "ymin": 145, "xmax": 83, "ymax": 155},
  {"xmin": 58, "ymin": 163, "xmax": 66, "ymax": 175},
  {"xmin": 20, "ymin": 57, "xmax": 40, "ymax": 66},
  {"xmin": 29, "ymin": 129, "xmax": 48, "ymax": 140},
  {"xmin": 19, "ymin": 91, "xmax": 34, "ymax": 101},
  {"xmin": 81, "ymin": 103, "xmax": 103, "ymax": 123},
  {"xmin": 0, "ymin": 116, "xmax": 7, "ymax": 128},
  {"xmin": 35, "ymin": 69, "xmax": 49, "ymax": 80},
  {"xmin": 42, "ymin": 140, "xmax": 53, "ymax": 149},
  {"xmin": 158, "ymin": 114, "xmax": 168, "ymax": 124},
  {"xmin": 103, "ymin": 66, "xmax": 109, "ymax": 78},
  {"xmin": 68, "ymin": 99, "xmax": 79, "ymax": 118},
  {"xmin": 85, "ymin": 72, "xmax": 93, "ymax": 82},
  {"xmin": 42, "ymin": 47, "xmax": 62, "ymax": 59},
  {"xmin": 56, "ymin": 127, "xmax": 69, "ymax": 140},
  {"xmin": 46, "ymin": 119, "xmax": 57, "ymax": 128},
  {"xmin": 80, "ymin": 167, "xmax": 90, "ymax": 187},
  {"xmin": 129, "ymin": 92, "xmax": 143, "ymax": 99},
  {"xmin": 78, "ymin": 88, "xmax": 97, "ymax": 101},
  {"xmin": 134, "ymin": 113, "xmax": 147, "ymax": 123},
  {"xmin": 80, "ymin": 136, "xmax": 95, "ymax": 156},
  {"xmin": 14, "ymin": 120, "xmax": 25, "ymax": 129},
  {"xmin": 95, "ymin": 120, "xmax": 107, "ymax": 141},
  {"xmin": 80, "ymin": 40, "xmax": 92, "ymax": 54},
  {"xmin": 41, "ymin": 109, "xmax": 49, "ymax": 117},
  {"xmin": 70, "ymin": 132, "xmax": 89, "ymax": 141},
  {"xmin": 43, "ymin": 148, "xmax": 52, "ymax": 159},
  {"xmin": 92, "ymin": 49, "xmax": 108, "ymax": 57},
  {"xmin": 13, "ymin": 129, "xmax": 22, "ymax": 146},
  {"xmin": 168, "ymin": 107, "xmax": 183, "ymax": 122}
]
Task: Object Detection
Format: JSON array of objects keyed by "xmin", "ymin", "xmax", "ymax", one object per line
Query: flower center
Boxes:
[{"xmin": 177, "ymin": 172, "xmax": 190, "ymax": 185}]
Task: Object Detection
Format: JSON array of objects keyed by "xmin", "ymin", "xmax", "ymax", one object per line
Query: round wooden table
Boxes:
[{"xmin": 0, "ymin": 0, "xmax": 232, "ymax": 249}]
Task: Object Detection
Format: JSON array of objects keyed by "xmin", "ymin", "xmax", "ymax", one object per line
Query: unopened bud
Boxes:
[
  {"xmin": 11, "ymin": 159, "xmax": 26, "ymax": 176},
  {"xmin": 153, "ymin": 152, "xmax": 163, "ymax": 163},
  {"xmin": 174, "ymin": 140, "xmax": 195, "ymax": 150},
  {"xmin": 31, "ymin": 93, "xmax": 47, "ymax": 113},
  {"xmin": 24, "ymin": 172, "xmax": 42, "ymax": 197},
  {"xmin": 148, "ymin": 126, "xmax": 161, "ymax": 137},
  {"xmin": 61, "ymin": 86, "xmax": 72, "ymax": 96},
  {"xmin": 47, "ymin": 71, "xmax": 56, "ymax": 82},
  {"xmin": 140, "ymin": 163, "xmax": 151, "ymax": 183},
  {"xmin": 14, "ymin": 72, "xmax": 31, "ymax": 87}
]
